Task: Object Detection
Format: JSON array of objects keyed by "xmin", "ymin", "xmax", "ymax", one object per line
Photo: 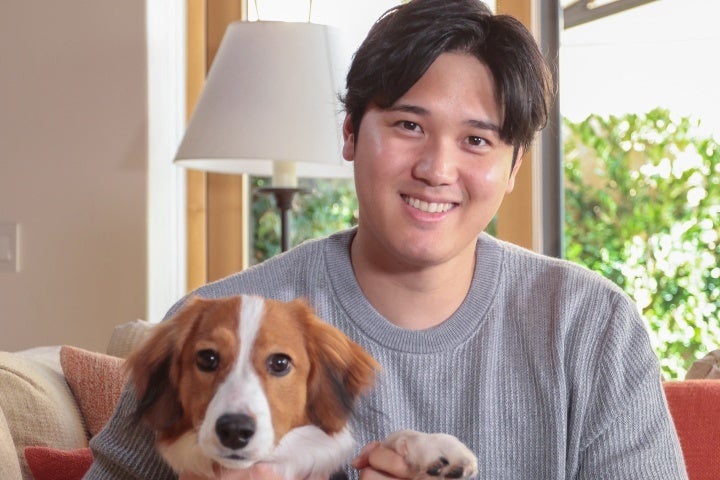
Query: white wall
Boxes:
[{"xmin": 0, "ymin": 1, "xmax": 148, "ymax": 352}]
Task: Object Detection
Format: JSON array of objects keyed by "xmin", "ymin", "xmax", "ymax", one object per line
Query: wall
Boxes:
[{"xmin": 0, "ymin": 1, "xmax": 148, "ymax": 352}]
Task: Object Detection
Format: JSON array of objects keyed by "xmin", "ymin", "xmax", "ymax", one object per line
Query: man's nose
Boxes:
[{"xmin": 412, "ymin": 137, "xmax": 458, "ymax": 186}]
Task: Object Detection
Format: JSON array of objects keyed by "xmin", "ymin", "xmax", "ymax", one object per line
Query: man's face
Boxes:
[{"xmin": 342, "ymin": 52, "xmax": 522, "ymax": 270}]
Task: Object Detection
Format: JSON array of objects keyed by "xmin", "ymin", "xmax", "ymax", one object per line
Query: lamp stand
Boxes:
[{"xmin": 258, "ymin": 187, "xmax": 308, "ymax": 252}]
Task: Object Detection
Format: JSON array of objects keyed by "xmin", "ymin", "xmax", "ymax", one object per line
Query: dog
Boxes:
[{"xmin": 127, "ymin": 294, "xmax": 478, "ymax": 479}]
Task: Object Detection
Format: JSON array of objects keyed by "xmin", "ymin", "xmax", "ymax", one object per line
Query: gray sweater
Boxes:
[{"xmin": 85, "ymin": 229, "xmax": 687, "ymax": 479}]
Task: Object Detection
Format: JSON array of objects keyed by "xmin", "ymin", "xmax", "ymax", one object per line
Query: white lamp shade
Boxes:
[{"xmin": 174, "ymin": 21, "xmax": 352, "ymax": 181}]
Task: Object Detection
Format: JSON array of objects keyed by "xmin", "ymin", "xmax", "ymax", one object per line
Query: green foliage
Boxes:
[
  {"xmin": 563, "ymin": 108, "xmax": 720, "ymax": 378},
  {"xmin": 251, "ymin": 177, "xmax": 359, "ymax": 264}
]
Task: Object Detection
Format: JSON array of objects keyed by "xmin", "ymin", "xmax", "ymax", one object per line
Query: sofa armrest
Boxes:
[
  {"xmin": 0, "ymin": 405, "xmax": 23, "ymax": 480},
  {"xmin": 0, "ymin": 347, "xmax": 87, "ymax": 480}
]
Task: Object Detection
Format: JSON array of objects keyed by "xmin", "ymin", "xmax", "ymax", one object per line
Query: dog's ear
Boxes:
[
  {"xmin": 298, "ymin": 300, "xmax": 379, "ymax": 434},
  {"xmin": 125, "ymin": 296, "xmax": 204, "ymax": 430}
]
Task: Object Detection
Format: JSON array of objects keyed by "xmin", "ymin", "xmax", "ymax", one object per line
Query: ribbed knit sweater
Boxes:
[{"xmin": 85, "ymin": 229, "xmax": 687, "ymax": 479}]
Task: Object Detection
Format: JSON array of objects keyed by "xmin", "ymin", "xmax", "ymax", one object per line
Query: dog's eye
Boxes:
[
  {"xmin": 196, "ymin": 349, "xmax": 220, "ymax": 372},
  {"xmin": 266, "ymin": 353, "xmax": 292, "ymax": 376}
]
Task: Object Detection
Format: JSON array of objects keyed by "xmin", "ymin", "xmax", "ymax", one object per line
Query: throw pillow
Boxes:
[
  {"xmin": 25, "ymin": 446, "xmax": 93, "ymax": 480},
  {"xmin": 59, "ymin": 346, "xmax": 126, "ymax": 437},
  {"xmin": 664, "ymin": 380, "xmax": 720, "ymax": 480},
  {"xmin": 0, "ymin": 349, "xmax": 87, "ymax": 480},
  {"xmin": 106, "ymin": 319, "xmax": 155, "ymax": 358}
]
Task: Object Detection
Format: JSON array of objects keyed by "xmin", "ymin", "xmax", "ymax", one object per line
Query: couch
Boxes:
[
  {"xmin": 0, "ymin": 320, "xmax": 154, "ymax": 480},
  {"xmin": 1, "ymin": 326, "xmax": 718, "ymax": 480}
]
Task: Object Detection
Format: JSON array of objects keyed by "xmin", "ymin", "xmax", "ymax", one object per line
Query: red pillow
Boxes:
[
  {"xmin": 59, "ymin": 345, "xmax": 126, "ymax": 437},
  {"xmin": 24, "ymin": 446, "xmax": 93, "ymax": 480}
]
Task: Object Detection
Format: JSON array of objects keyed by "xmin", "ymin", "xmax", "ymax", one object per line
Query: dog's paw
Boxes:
[{"xmin": 382, "ymin": 430, "xmax": 478, "ymax": 479}]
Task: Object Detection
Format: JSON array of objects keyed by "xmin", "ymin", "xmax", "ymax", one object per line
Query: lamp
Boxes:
[{"xmin": 174, "ymin": 20, "xmax": 352, "ymax": 251}]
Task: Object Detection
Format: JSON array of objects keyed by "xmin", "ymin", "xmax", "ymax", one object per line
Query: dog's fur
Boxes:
[{"xmin": 126, "ymin": 295, "xmax": 378, "ymax": 478}]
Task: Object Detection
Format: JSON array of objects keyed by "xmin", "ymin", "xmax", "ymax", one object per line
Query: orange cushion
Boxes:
[
  {"xmin": 59, "ymin": 346, "xmax": 126, "ymax": 437},
  {"xmin": 24, "ymin": 446, "xmax": 93, "ymax": 480},
  {"xmin": 663, "ymin": 380, "xmax": 720, "ymax": 480}
]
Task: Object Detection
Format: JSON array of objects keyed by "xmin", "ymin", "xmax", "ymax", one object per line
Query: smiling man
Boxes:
[
  {"xmin": 86, "ymin": 0, "xmax": 687, "ymax": 479},
  {"xmin": 345, "ymin": 52, "xmax": 521, "ymax": 330}
]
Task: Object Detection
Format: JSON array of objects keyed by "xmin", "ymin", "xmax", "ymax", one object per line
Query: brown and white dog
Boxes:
[
  {"xmin": 127, "ymin": 294, "xmax": 478, "ymax": 480},
  {"xmin": 126, "ymin": 295, "xmax": 379, "ymax": 479}
]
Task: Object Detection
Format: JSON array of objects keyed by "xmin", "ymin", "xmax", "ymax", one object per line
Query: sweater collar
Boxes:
[{"xmin": 324, "ymin": 228, "xmax": 504, "ymax": 353}]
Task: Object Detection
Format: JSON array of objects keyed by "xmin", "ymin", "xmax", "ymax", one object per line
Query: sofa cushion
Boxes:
[
  {"xmin": 0, "ymin": 405, "xmax": 23, "ymax": 480},
  {"xmin": 685, "ymin": 350, "xmax": 720, "ymax": 380},
  {"xmin": 60, "ymin": 346, "xmax": 126, "ymax": 437},
  {"xmin": 664, "ymin": 380, "xmax": 720, "ymax": 480},
  {"xmin": 106, "ymin": 318, "xmax": 155, "ymax": 358},
  {"xmin": 0, "ymin": 347, "xmax": 87, "ymax": 480},
  {"xmin": 25, "ymin": 446, "xmax": 93, "ymax": 480}
]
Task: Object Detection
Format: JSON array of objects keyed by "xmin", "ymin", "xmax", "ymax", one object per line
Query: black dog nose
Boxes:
[{"xmin": 215, "ymin": 413, "xmax": 256, "ymax": 449}]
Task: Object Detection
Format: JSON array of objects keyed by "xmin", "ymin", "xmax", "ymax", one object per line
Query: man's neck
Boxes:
[{"xmin": 349, "ymin": 236, "xmax": 476, "ymax": 330}]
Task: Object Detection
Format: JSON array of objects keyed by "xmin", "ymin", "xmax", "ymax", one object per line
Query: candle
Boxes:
[{"xmin": 272, "ymin": 161, "xmax": 298, "ymax": 188}]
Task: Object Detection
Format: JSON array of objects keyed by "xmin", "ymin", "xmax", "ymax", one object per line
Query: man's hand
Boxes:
[
  {"xmin": 179, "ymin": 463, "xmax": 285, "ymax": 480},
  {"xmin": 352, "ymin": 441, "xmax": 412, "ymax": 479}
]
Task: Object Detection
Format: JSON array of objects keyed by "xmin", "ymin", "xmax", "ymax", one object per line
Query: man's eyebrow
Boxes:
[
  {"xmin": 386, "ymin": 104, "xmax": 429, "ymax": 116},
  {"xmin": 388, "ymin": 104, "xmax": 500, "ymax": 132},
  {"xmin": 466, "ymin": 119, "xmax": 500, "ymax": 132}
]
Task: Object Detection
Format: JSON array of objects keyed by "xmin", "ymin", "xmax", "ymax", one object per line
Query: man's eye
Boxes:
[
  {"xmin": 401, "ymin": 121, "xmax": 419, "ymax": 131},
  {"xmin": 468, "ymin": 136, "xmax": 487, "ymax": 146},
  {"xmin": 196, "ymin": 349, "xmax": 220, "ymax": 372},
  {"xmin": 266, "ymin": 353, "xmax": 292, "ymax": 376}
]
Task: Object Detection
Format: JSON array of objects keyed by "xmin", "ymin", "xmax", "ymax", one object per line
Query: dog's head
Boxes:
[{"xmin": 126, "ymin": 295, "xmax": 378, "ymax": 474}]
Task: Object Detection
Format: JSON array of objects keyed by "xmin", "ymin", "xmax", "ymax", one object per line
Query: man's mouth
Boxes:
[{"xmin": 402, "ymin": 195, "xmax": 455, "ymax": 213}]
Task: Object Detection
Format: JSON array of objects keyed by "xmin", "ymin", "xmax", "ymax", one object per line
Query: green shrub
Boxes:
[{"xmin": 564, "ymin": 108, "xmax": 720, "ymax": 378}]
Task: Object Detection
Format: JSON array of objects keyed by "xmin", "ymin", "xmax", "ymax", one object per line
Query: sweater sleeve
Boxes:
[
  {"xmin": 572, "ymin": 294, "xmax": 687, "ymax": 479},
  {"xmin": 83, "ymin": 382, "xmax": 177, "ymax": 479}
]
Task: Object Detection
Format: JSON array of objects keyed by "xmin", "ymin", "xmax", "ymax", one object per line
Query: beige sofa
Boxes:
[{"xmin": 0, "ymin": 320, "xmax": 154, "ymax": 480}]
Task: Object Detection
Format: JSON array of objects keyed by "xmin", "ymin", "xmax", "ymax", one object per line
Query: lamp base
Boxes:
[{"xmin": 257, "ymin": 187, "xmax": 309, "ymax": 252}]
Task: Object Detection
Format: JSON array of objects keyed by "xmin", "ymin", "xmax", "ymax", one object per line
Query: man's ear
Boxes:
[
  {"xmin": 506, "ymin": 148, "xmax": 524, "ymax": 193},
  {"xmin": 341, "ymin": 115, "xmax": 355, "ymax": 161}
]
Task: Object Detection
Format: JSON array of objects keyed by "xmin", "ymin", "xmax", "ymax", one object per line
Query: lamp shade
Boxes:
[{"xmin": 174, "ymin": 21, "xmax": 352, "ymax": 183}]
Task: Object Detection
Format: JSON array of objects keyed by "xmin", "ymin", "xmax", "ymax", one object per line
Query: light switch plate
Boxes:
[{"xmin": 0, "ymin": 222, "xmax": 19, "ymax": 273}]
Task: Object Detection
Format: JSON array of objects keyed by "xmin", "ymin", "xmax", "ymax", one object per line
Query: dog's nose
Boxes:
[{"xmin": 216, "ymin": 413, "xmax": 256, "ymax": 449}]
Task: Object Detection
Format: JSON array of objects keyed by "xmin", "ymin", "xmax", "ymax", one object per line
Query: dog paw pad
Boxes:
[{"xmin": 426, "ymin": 457, "xmax": 450, "ymax": 475}]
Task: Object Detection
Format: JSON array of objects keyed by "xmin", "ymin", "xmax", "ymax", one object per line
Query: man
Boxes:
[{"xmin": 85, "ymin": 0, "xmax": 687, "ymax": 478}]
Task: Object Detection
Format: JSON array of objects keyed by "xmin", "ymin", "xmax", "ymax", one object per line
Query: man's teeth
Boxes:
[{"xmin": 404, "ymin": 196, "xmax": 453, "ymax": 213}]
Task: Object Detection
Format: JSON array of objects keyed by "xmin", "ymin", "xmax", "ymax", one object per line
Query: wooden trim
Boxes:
[
  {"xmin": 207, "ymin": 174, "xmax": 249, "ymax": 280},
  {"xmin": 186, "ymin": 0, "xmax": 208, "ymax": 291},
  {"xmin": 494, "ymin": 0, "xmax": 539, "ymax": 251},
  {"xmin": 206, "ymin": 1, "xmax": 247, "ymax": 282}
]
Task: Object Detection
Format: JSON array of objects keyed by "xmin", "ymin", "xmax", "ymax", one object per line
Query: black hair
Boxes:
[{"xmin": 340, "ymin": 0, "xmax": 555, "ymax": 159}]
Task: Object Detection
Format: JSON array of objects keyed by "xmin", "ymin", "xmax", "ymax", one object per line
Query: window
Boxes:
[{"xmin": 560, "ymin": 0, "xmax": 720, "ymax": 378}]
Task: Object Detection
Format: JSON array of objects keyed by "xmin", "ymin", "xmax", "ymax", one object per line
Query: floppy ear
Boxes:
[
  {"xmin": 297, "ymin": 300, "xmax": 379, "ymax": 434},
  {"xmin": 125, "ymin": 296, "xmax": 204, "ymax": 430}
]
